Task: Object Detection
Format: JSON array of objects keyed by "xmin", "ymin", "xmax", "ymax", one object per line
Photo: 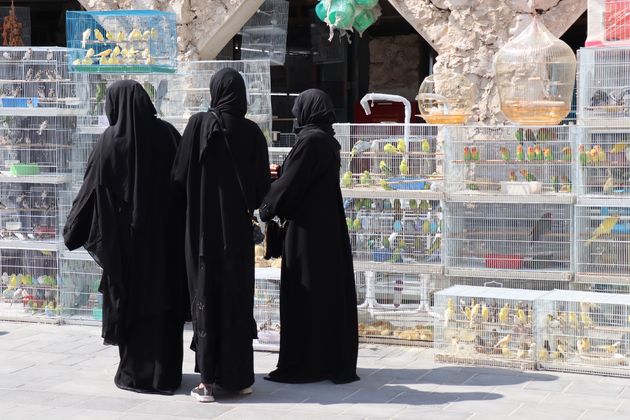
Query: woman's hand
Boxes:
[{"xmin": 270, "ymin": 164, "xmax": 281, "ymax": 181}]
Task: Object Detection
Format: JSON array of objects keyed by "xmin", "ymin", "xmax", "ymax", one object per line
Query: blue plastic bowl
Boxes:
[
  {"xmin": 1, "ymin": 97, "xmax": 38, "ymax": 108},
  {"xmin": 387, "ymin": 177, "xmax": 427, "ymax": 190},
  {"xmin": 601, "ymin": 207, "xmax": 630, "ymax": 216},
  {"xmin": 372, "ymin": 248, "xmax": 391, "ymax": 262},
  {"xmin": 612, "ymin": 223, "xmax": 630, "ymax": 234}
]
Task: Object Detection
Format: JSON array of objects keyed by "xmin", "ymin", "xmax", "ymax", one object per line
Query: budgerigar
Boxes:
[
  {"xmin": 585, "ymin": 215, "xmax": 620, "ymax": 246},
  {"xmin": 498, "ymin": 303, "xmax": 510, "ymax": 324}
]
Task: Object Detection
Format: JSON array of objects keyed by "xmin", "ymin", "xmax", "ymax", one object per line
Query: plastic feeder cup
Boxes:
[
  {"xmin": 356, "ymin": 0, "xmax": 379, "ymax": 7},
  {"xmin": 315, "ymin": 1, "xmax": 327, "ymax": 22},
  {"xmin": 328, "ymin": 0, "xmax": 355, "ymax": 28},
  {"xmin": 353, "ymin": 8, "xmax": 377, "ymax": 33}
]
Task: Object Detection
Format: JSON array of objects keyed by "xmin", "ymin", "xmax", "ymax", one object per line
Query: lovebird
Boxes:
[
  {"xmin": 585, "ymin": 215, "xmax": 620, "ymax": 246},
  {"xmin": 559, "ymin": 175, "xmax": 572, "ymax": 192},
  {"xmin": 421, "ymin": 138, "xmax": 430, "ymax": 153},
  {"xmin": 520, "ymin": 169, "xmax": 536, "ymax": 182},
  {"xmin": 534, "ymin": 144, "xmax": 543, "ymax": 160},
  {"xmin": 499, "ymin": 146, "xmax": 510, "ymax": 162},
  {"xmin": 561, "ymin": 146, "xmax": 572, "ymax": 161},
  {"xmin": 527, "ymin": 146, "xmax": 536, "ymax": 161},
  {"xmin": 508, "ymin": 170, "xmax": 518, "ymax": 182},
  {"xmin": 471, "ymin": 146, "xmax": 480, "ymax": 161},
  {"xmin": 399, "ymin": 159, "xmax": 409, "ymax": 175},
  {"xmin": 537, "ymin": 127, "xmax": 555, "ymax": 141},
  {"xmin": 550, "ymin": 175, "xmax": 560, "ymax": 193},
  {"xmin": 463, "ymin": 146, "xmax": 472, "ymax": 162},
  {"xmin": 543, "ymin": 147, "xmax": 553, "ymax": 161},
  {"xmin": 516, "ymin": 144, "xmax": 524, "ymax": 161}
]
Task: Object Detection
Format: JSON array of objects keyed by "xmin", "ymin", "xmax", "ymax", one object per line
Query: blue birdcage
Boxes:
[{"xmin": 65, "ymin": 10, "xmax": 177, "ymax": 74}]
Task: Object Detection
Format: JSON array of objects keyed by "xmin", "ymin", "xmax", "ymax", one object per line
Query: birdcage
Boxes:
[
  {"xmin": 494, "ymin": 16, "xmax": 576, "ymax": 125},
  {"xmin": 344, "ymin": 193, "xmax": 443, "ymax": 271},
  {"xmin": 575, "ymin": 127, "xmax": 630, "ymax": 197},
  {"xmin": 434, "ymin": 285, "xmax": 548, "ymax": 370},
  {"xmin": 268, "ymin": 146, "xmax": 291, "ymax": 166},
  {"xmin": 65, "ymin": 10, "xmax": 177, "ymax": 74},
  {"xmin": 334, "ymin": 123, "xmax": 444, "ymax": 194},
  {"xmin": 535, "ymin": 289, "xmax": 630, "ymax": 377},
  {"xmin": 444, "ymin": 125, "xmax": 574, "ymax": 195},
  {"xmin": 356, "ymin": 271, "xmax": 447, "ymax": 346},
  {"xmin": 574, "ymin": 200, "xmax": 630, "ymax": 286},
  {"xmin": 0, "ymin": 47, "xmax": 88, "ymax": 115},
  {"xmin": 254, "ymin": 267, "xmax": 281, "ymax": 351},
  {"xmin": 58, "ymin": 249, "xmax": 102, "ymax": 323},
  {"xmin": 443, "ymin": 197, "xmax": 574, "ymax": 282},
  {"xmin": 586, "ymin": 0, "xmax": 630, "ymax": 47},
  {"xmin": 168, "ymin": 60, "xmax": 272, "ymax": 139},
  {"xmin": 447, "ymin": 276, "xmax": 570, "ymax": 291},
  {"xmin": 240, "ymin": 0, "xmax": 289, "ymax": 66},
  {"xmin": 0, "ymin": 247, "xmax": 59, "ymax": 321},
  {"xmin": 577, "ymin": 47, "xmax": 630, "ymax": 125}
]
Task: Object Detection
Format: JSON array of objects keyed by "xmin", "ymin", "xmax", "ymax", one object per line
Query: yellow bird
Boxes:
[
  {"xmin": 597, "ymin": 342, "xmax": 621, "ymax": 354},
  {"xmin": 99, "ymin": 56, "xmax": 107, "ymax": 65},
  {"xmin": 85, "ymin": 48, "xmax": 95, "ymax": 58},
  {"xmin": 568, "ymin": 311, "xmax": 578, "ymax": 328},
  {"xmin": 498, "ymin": 303, "xmax": 510, "ymax": 324},
  {"xmin": 81, "ymin": 57, "xmax": 94, "ymax": 65},
  {"xmin": 585, "ymin": 215, "xmax": 620, "ymax": 246},
  {"xmin": 494, "ymin": 334, "xmax": 511, "ymax": 348},
  {"xmin": 112, "ymin": 46, "xmax": 121, "ymax": 57},
  {"xmin": 538, "ymin": 347, "xmax": 549, "ymax": 361},
  {"xmin": 72, "ymin": 58, "xmax": 81, "ymax": 66},
  {"xmin": 94, "ymin": 28, "xmax": 104, "ymax": 42},
  {"xmin": 95, "ymin": 49, "xmax": 112, "ymax": 57},
  {"xmin": 481, "ymin": 304, "xmax": 489, "ymax": 322},
  {"xmin": 611, "ymin": 143, "xmax": 628, "ymax": 153},
  {"xmin": 129, "ymin": 28, "xmax": 143, "ymax": 42},
  {"xmin": 464, "ymin": 305, "xmax": 472, "ymax": 322},
  {"xmin": 516, "ymin": 308, "xmax": 527, "ymax": 325},
  {"xmin": 444, "ymin": 298, "xmax": 455, "ymax": 327},
  {"xmin": 580, "ymin": 311, "xmax": 593, "ymax": 328},
  {"xmin": 502, "ymin": 347, "xmax": 513, "ymax": 357},
  {"xmin": 106, "ymin": 31, "xmax": 114, "ymax": 41},
  {"xmin": 603, "ymin": 170, "xmax": 615, "ymax": 195},
  {"xmin": 577, "ymin": 337, "xmax": 590, "ymax": 354},
  {"xmin": 117, "ymin": 31, "xmax": 126, "ymax": 42}
]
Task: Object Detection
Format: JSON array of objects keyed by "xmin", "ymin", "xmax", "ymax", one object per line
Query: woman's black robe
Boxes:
[
  {"xmin": 171, "ymin": 68, "xmax": 271, "ymax": 390},
  {"xmin": 259, "ymin": 89, "xmax": 359, "ymax": 384},
  {"xmin": 63, "ymin": 80, "xmax": 188, "ymax": 395}
]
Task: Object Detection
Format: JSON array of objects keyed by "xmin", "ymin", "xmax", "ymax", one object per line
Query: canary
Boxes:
[
  {"xmin": 95, "ymin": 49, "xmax": 112, "ymax": 57},
  {"xmin": 577, "ymin": 337, "xmax": 590, "ymax": 354},
  {"xmin": 498, "ymin": 303, "xmax": 509, "ymax": 324},
  {"xmin": 494, "ymin": 334, "xmax": 511, "ymax": 348},
  {"xmin": 585, "ymin": 215, "xmax": 620, "ymax": 246},
  {"xmin": 94, "ymin": 28, "xmax": 104, "ymax": 42},
  {"xmin": 481, "ymin": 304, "xmax": 489, "ymax": 322},
  {"xmin": 421, "ymin": 138, "xmax": 430, "ymax": 153},
  {"xmin": 444, "ymin": 298, "xmax": 455, "ymax": 327}
]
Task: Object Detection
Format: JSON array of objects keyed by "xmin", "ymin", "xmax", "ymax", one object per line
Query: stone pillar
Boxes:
[
  {"xmin": 78, "ymin": 0, "xmax": 264, "ymax": 61},
  {"xmin": 387, "ymin": 0, "xmax": 586, "ymax": 123}
]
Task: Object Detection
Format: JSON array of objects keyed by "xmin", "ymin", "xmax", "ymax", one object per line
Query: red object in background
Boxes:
[
  {"xmin": 485, "ymin": 254, "xmax": 524, "ymax": 269},
  {"xmin": 353, "ymin": 101, "xmax": 422, "ymax": 124},
  {"xmin": 605, "ymin": 0, "xmax": 630, "ymax": 41}
]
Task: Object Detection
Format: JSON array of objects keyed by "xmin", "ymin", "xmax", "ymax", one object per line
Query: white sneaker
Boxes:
[
  {"xmin": 190, "ymin": 385, "xmax": 214, "ymax": 402},
  {"xmin": 238, "ymin": 387, "xmax": 253, "ymax": 395}
]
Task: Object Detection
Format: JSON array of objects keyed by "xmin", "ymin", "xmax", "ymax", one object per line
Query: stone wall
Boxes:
[
  {"xmin": 387, "ymin": 0, "xmax": 587, "ymax": 123},
  {"xmin": 78, "ymin": 0, "xmax": 263, "ymax": 60},
  {"xmin": 368, "ymin": 34, "xmax": 420, "ymax": 100}
]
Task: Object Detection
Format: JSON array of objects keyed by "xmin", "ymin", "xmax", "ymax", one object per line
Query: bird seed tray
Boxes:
[
  {"xmin": 539, "ymin": 359, "xmax": 630, "ymax": 378},
  {"xmin": 434, "ymin": 353, "xmax": 537, "ymax": 371},
  {"xmin": 358, "ymin": 335, "xmax": 433, "ymax": 347},
  {"xmin": 69, "ymin": 64, "xmax": 176, "ymax": 74},
  {"xmin": 9, "ymin": 164, "xmax": 40, "ymax": 176}
]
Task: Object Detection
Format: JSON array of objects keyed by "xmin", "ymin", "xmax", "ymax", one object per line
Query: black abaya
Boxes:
[
  {"xmin": 63, "ymin": 80, "xmax": 188, "ymax": 395},
  {"xmin": 171, "ymin": 68, "xmax": 271, "ymax": 391},
  {"xmin": 259, "ymin": 89, "xmax": 359, "ymax": 384}
]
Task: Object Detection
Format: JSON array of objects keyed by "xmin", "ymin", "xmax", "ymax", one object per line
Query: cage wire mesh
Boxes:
[
  {"xmin": 575, "ymin": 127, "xmax": 630, "ymax": 197},
  {"xmin": 444, "ymin": 125, "xmax": 574, "ymax": 196},
  {"xmin": 443, "ymin": 199, "xmax": 573, "ymax": 280},
  {"xmin": 59, "ymin": 249, "xmax": 102, "ymax": 323},
  {"xmin": 535, "ymin": 289, "xmax": 630, "ymax": 377},
  {"xmin": 447, "ymin": 276, "xmax": 570, "ymax": 291},
  {"xmin": 66, "ymin": 10, "xmax": 177, "ymax": 74},
  {"xmin": 240, "ymin": 0, "xmax": 289, "ymax": 66},
  {"xmin": 575, "ymin": 200, "xmax": 630, "ymax": 284},
  {"xmin": 0, "ymin": 247, "xmax": 59, "ymax": 321},
  {"xmin": 254, "ymin": 267, "xmax": 280, "ymax": 350},
  {"xmin": 356, "ymin": 271, "xmax": 448, "ymax": 346},
  {"xmin": 577, "ymin": 46, "xmax": 630, "ymax": 125},
  {"xmin": 334, "ymin": 123, "xmax": 444, "ymax": 193},
  {"xmin": 434, "ymin": 285, "xmax": 547, "ymax": 370}
]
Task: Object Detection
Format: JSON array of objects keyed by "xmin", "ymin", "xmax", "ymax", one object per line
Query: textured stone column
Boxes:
[
  {"xmin": 78, "ymin": 0, "xmax": 264, "ymax": 60},
  {"xmin": 387, "ymin": 0, "xmax": 586, "ymax": 123}
]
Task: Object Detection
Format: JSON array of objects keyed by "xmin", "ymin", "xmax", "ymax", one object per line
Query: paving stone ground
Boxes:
[{"xmin": 1, "ymin": 321, "xmax": 629, "ymax": 419}]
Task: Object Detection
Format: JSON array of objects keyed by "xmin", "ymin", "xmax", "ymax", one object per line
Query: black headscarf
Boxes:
[
  {"xmin": 100, "ymin": 79, "xmax": 157, "ymax": 231},
  {"xmin": 199, "ymin": 67, "xmax": 248, "ymax": 161},
  {"xmin": 292, "ymin": 89, "xmax": 336, "ymax": 136}
]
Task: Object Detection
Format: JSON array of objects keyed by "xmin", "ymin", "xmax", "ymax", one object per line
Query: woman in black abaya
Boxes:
[
  {"xmin": 171, "ymin": 68, "xmax": 270, "ymax": 402},
  {"xmin": 63, "ymin": 80, "xmax": 188, "ymax": 395},
  {"xmin": 259, "ymin": 89, "xmax": 359, "ymax": 384}
]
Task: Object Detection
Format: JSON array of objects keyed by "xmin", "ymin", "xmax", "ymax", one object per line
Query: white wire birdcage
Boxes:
[
  {"xmin": 575, "ymin": 126, "xmax": 630, "ymax": 197},
  {"xmin": 356, "ymin": 272, "xmax": 448, "ymax": 346},
  {"xmin": 447, "ymin": 276, "xmax": 570, "ymax": 291},
  {"xmin": 586, "ymin": 1, "xmax": 630, "ymax": 47},
  {"xmin": 444, "ymin": 125, "xmax": 574, "ymax": 196},
  {"xmin": 0, "ymin": 247, "xmax": 59, "ymax": 321},
  {"xmin": 434, "ymin": 285, "xmax": 547, "ymax": 370},
  {"xmin": 254, "ymin": 267, "xmax": 280, "ymax": 351},
  {"xmin": 535, "ymin": 289, "xmax": 630, "ymax": 377},
  {"xmin": 240, "ymin": 0, "xmax": 289, "ymax": 66},
  {"xmin": 443, "ymin": 197, "xmax": 574, "ymax": 282},
  {"xmin": 268, "ymin": 146, "xmax": 291, "ymax": 166},
  {"xmin": 574, "ymin": 199, "xmax": 630, "ymax": 285},
  {"xmin": 334, "ymin": 123, "xmax": 444, "ymax": 194},
  {"xmin": 577, "ymin": 47, "xmax": 630, "ymax": 125},
  {"xmin": 58, "ymin": 249, "xmax": 102, "ymax": 323}
]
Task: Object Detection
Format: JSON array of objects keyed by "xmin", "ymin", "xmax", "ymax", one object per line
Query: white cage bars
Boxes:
[
  {"xmin": 577, "ymin": 47, "xmax": 630, "ymax": 125},
  {"xmin": 535, "ymin": 289, "xmax": 630, "ymax": 377},
  {"xmin": 335, "ymin": 123, "xmax": 443, "ymax": 194},
  {"xmin": 240, "ymin": 0, "xmax": 289, "ymax": 66},
  {"xmin": 0, "ymin": 247, "xmax": 59, "ymax": 321},
  {"xmin": 356, "ymin": 272, "xmax": 448, "ymax": 346},
  {"xmin": 443, "ymin": 197, "xmax": 574, "ymax": 281},
  {"xmin": 254, "ymin": 267, "xmax": 280, "ymax": 351},
  {"xmin": 59, "ymin": 249, "xmax": 102, "ymax": 323},
  {"xmin": 575, "ymin": 127, "xmax": 630, "ymax": 197},
  {"xmin": 0, "ymin": 47, "xmax": 88, "ymax": 116},
  {"xmin": 434, "ymin": 285, "xmax": 548, "ymax": 370},
  {"xmin": 444, "ymin": 125, "xmax": 574, "ymax": 196},
  {"xmin": 575, "ymin": 200, "xmax": 630, "ymax": 285}
]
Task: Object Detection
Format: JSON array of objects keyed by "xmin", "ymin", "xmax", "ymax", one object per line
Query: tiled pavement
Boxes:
[{"xmin": 0, "ymin": 321, "xmax": 629, "ymax": 419}]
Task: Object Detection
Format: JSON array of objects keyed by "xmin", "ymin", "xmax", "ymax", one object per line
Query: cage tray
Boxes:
[
  {"xmin": 1, "ymin": 97, "xmax": 39, "ymax": 108},
  {"xmin": 485, "ymin": 254, "xmax": 524, "ymax": 269},
  {"xmin": 386, "ymin": 177, "xmax": 428, "ymax": 190},
  {"xmin": 69, "ymin": 64, "xmax": 177, "ymax": 74},
  {"xmin": 9, "ymin": 164, "xmax": 40, "ymax": 176}
]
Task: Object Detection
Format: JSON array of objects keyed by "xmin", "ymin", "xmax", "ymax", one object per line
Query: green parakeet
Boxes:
[
  {"xmin": 421, "ymin": 138, "xmax": 430, "ymax": 153},
  {"xmin": 419, "ymin": 200, "xmax": 430, "ymax": 211},
  {"xmin": 422, "ymin": 219, "xmax": 431, "ymax": 234},
  {"xmin": 399, "ymin": 159, "xmax": 409, "ymax": 175},
  {"xmin": 346, "ymin": 217, "xmax": 353, "ymax": 230},
  {"xmin": 142, "ymin": 81, "xmax": 156, "ymax": 102},
  {"xmin": 426, "ymin": 237, "xmax": 441, "ymax": 256},
  {"xmin": 360, "ymin": 170, "xmax": 371, "ymax": 185},
  {"xmin": 508, "ymin": 170, "xmax": 517, "ymax": 182},
  {"xmin": 384, "ymin": 143, "xmax": 397, "ymax": 154},
  {"xmin": 353, "ymin": 218, "xmax": 362, "ymax": 231},
  {"xmin": 341, "ymin": 171, "xmax": 353, "ymax": 187},
  {"xmin": 409, "ymin": 199, "xmax": 418, "ymax": 209},
  {"xmin": 515, "ymin": 128, "xmax": 524, "ymax": 143},
  {"xmin": 397, "ymin": 139, "xmax": 406, "ymax": 153},
  {"xmin": 379, "ymin": 160, "xmax": 391, "ymax": 174},
  {"xmin": 93, "ymin": 79, "xmax": 107, "ymax": 114},
  {"xmin": 534, "ymin": 145, "xmax": 543, "ymax": 160},
  {"xmin": 379, "ymin": 179, "xmax": 391, "ymax": 190}
]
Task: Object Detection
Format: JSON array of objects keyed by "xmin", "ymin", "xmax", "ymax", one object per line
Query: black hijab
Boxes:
[
  {"xmin": 199, "ymin": 67, "xmax": 248, "ymax": 161},
  {"xmin": 100, "ymin": 80, "xmax": 157, "ymax": 231},
  {"xmin": 292, "ymin": 88, "xmax": 336, "ymax": 136}
]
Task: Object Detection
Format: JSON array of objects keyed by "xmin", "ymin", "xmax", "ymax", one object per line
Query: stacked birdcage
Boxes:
[
  {"xmin": 58, "ymin": 249, "xmax": 102, "ymax": 323},
  {"xmin": 240, "ymin": 0, "xmax": 289, "ymax": 66},
  {"xmin": 0, "ymin": 47, "xmax": 86, "ymax": 321},
  {"xmin": 434, "ymin": 285, "xmax": 548, "ymax": 370},
  {"xmin": 535, "ymin": 289, "xmax": 630, "ymax": 377},
  {"xmin": 253, "ymin": 267, "xmax": 281, "ymax": 351}
]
